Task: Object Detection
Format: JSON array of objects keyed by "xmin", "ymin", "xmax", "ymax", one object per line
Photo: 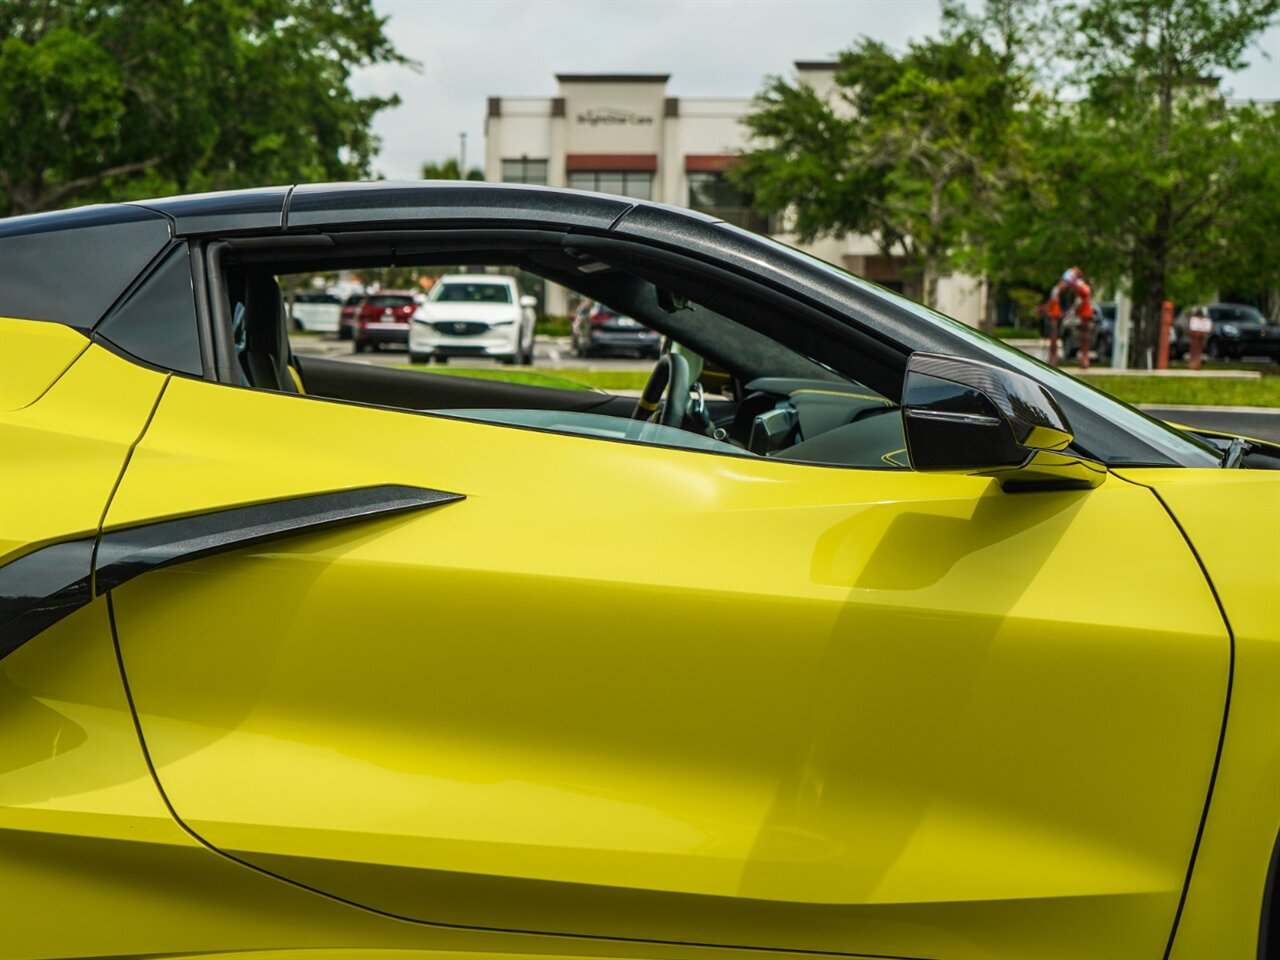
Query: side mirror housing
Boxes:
[
  {"xmin": 519, "ymin": 295, "xmax": 537, "ymax": 308},
  {"xmin": 902, "ymin": 353, "xmax": 1105, "ymax": 492}
]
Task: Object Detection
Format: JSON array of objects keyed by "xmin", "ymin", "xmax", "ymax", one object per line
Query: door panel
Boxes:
[{"xmin": 107, "ymin": 376, "xmax": 1229, "ymax": 958}]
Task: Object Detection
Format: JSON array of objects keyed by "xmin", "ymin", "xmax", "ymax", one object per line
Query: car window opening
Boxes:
[
  {"xmin": 205, "ymin": 227, "xmax": 1225, "ymax": 471},
  {"xmin": 212, "ymin": 238, "xmax": 910, "ymax": 470}
]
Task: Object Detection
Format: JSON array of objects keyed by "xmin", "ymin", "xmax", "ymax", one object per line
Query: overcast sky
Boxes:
[{"xmin": 350, "ymin": 0, "xmax": 1280, "ymax": 180}]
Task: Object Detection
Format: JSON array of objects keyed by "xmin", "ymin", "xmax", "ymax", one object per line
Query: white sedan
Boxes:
[
  {"xmin": 289, "ymin": 291, "xmax": 343, "ymax": 332},
  {"xmin": 408, "ymin": 275, "xmax": 536, "ymax": 365}
]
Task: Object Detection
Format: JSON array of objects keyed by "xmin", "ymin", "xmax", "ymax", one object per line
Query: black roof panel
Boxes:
[
  {"xmin": 131, "ymin": 186, "xmax": 290, "ymax": 236},
  {"xmin": 287, "ymin": 181, "xmax": 633, "ymax": 232},
  {"xmin": 0, "ymin": 202, "xmax": 163, "ymax": 239}
]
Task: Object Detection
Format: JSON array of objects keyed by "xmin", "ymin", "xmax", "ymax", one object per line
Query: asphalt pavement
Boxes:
[
  {"xmin": 1139, "ymin": 405, "xmax": 1280, "ymax": 443},
  {"xmin": 292, "ymin": 335, "xmax": 1279, "ymax": 443}
]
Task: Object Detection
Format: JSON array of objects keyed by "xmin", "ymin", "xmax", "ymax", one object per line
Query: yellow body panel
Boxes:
[
  {"xmin": 100, "ymin": 374, "xmax": 1231, "ymax": 958},
  {"xmin": 0, "ymin": 320, "xmax": 166, "ymax": 563},
  {"xmin": 0, "ymin": 317, "xmax": 89, "ymax": 412},
  {"xmin": 1116, "ymin": 469, "xmax": 1280, "ymax": 960},
  {"xmin": 2, "ymin": 324, "xmax": 1265, "ymax": 957},
  {"xmin": 0, "ymin": 338, "xmax": 817, "ymax": 960},
  {"xmin": 1, "ymin": 609, "xmax": 791, "ymax": 960}
]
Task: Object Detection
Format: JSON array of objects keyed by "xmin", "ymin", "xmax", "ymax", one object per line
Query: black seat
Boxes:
[{"xmin": 240, "ymin": 275, "xmax": 299, "ymax": 393}]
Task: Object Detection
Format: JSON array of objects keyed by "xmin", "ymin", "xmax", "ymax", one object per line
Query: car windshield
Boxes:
[
  {"xmin": 1208, "ymin": 305, "xmax": 1267, "ymax": 324},
  {"xmin": 745, "ymin": 232, "xmax": 1221, "ymax": 467},
  {"xmin": 366, "ymin": 295, "xmax": 415, "ymax": 308},
  {"xmin": 434, "ymin": 282, "xmax": 513, "ymax": 304}
]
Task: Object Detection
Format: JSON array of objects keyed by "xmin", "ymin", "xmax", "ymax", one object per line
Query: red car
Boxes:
[{"xmin": 339, "ymin": 291, "xmax": 419, "ymax": 351}]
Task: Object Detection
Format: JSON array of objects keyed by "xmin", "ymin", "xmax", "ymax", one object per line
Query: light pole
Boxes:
[{"xmin": 459, "ymin": 132, "xmax": 467, "ymax": 178}]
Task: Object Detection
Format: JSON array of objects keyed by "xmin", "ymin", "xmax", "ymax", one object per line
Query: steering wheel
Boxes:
[{"xmin": 631, "ymin": 352, "xmax": 691, "ymax": 428}]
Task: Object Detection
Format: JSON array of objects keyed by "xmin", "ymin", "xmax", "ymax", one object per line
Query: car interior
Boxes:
[{"xmin": 209, "ymin": 230, "xmax": 914, "ymax": 469}]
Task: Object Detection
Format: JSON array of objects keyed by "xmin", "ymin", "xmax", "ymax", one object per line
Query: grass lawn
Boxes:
[
  {"xmin": 393, "ymin": 364, "xmax": 650, "ymax": 392},
  {"xmin": 395, "ymin": 364, "xmax": 1280, "ymax": 407},
  {"xmin": 1077, "ymin": 375, "xmax": 1280, "ymax": 407},
  {"xmin": 993, "ymin": 326, "xmax": 1040, "ymax": 340},
  {"xmin": 1170, "ymin": 360, "xmax": 1279, "ymax": 375},
  {"xmin": 536, "ymin": 316, "xmax": 573, "ymax": 337}
]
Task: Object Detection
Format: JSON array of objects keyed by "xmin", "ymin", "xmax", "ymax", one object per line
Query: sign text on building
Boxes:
[{"xmin": 576, "ymin": 108, "xmax": 655, "ymax": 127}]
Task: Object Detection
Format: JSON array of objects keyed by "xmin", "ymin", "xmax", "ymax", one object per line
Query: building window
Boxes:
[
  {"xmin": 501, "ymin": 158, "xmax": 549, "ymax": 185},
  {"xmin": 687, "ymin": 171, "xmax": 769, "ymax": 233},
  {"xmin": 567, "ymin": 171, "xmax": 653, "ymax": 200}
]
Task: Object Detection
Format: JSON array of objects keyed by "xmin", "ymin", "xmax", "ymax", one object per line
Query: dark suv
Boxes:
[
  {"xmin": 1173, "ymin": 303, "xmax": 1280, "ymax": 361},
  {"xmin": 571, "ymin": 300, "xmax": 661, "ymax": 358}
]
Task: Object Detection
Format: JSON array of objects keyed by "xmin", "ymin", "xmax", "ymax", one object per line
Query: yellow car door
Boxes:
[{"xmin": 105, "ymin": 373, "xmax": 1228, "ymax": 959}]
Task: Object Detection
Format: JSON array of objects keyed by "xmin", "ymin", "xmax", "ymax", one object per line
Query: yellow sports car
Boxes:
[{"xmin": 1, "ymin": 182, "xmax": 1277, "ymax": 960}]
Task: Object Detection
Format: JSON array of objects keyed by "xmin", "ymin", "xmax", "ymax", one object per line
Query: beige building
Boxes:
[{"xmin": 485, "ymin": 68, "xmax": 985, "ymax": 325}]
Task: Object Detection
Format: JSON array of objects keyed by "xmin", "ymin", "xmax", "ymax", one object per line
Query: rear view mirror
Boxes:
[
  {"xmin": 901, "ymin": 353, "xmax": 1105, "ymax": 492},
  {"xmin": 520, "ymin": 295, "xmax": 537, "ymax": 308}
]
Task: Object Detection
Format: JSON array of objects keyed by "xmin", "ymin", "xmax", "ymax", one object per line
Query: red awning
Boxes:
[
  {"xmin": 565, "ymin": 154, "xmax": 658, "ymax": 172},
  {"xmin": 685, "ymin": 154, "xmax": 737, "ymax": 173}
]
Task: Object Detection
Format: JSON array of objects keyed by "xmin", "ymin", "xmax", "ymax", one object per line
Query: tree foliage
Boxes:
[
  {"xmin": 733, "ymin": 0, "xmax": 1280, "ymax": 349},
  {"xmin": 733, "ymin": 30, "xmax": 1028, "ymax": 309},
  {"xmin": 1064, "ymin": 0, "xmax": 1280, "ymax": 357},
  {"xmin": 1209, "ymin": 103, "xmax": 1280, "ymax": 312},
  {"xmin": 420, "ymin": 157, "xmax": 484, "ymax": 181},
  {"xmin": 0, "ymin": 0, "xmax": 411, "ymax": 216}
]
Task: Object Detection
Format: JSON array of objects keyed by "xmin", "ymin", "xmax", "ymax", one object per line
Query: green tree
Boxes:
[
  {"xmin": 934, "ymin": 0, "xmax": 1280, "ymax": 338},
  {"xmin": 732, "ymin": 0, "xmax": 1280, "ymax": 339},
  {"xmin": 1209, "ymin": 103, "xmax": 1280, "ymax": 317},
  {"xmin": 1062, "ymin": 0, "xmax": 1280, "ymax": 360},
  {"xmin": 732, "ymin": 28, "xmax": 1027, "ymax": 309},
  {"xmin": 0, "ymin": 0, "xmax": 410, "ymax": 216},
  {"xmin": 420, "ymin": 158, "xmax": 484, "ymax": 181},
  {"xmin": 935, "ymin": 1, "xmax": 1081, "ymax": 323}
]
